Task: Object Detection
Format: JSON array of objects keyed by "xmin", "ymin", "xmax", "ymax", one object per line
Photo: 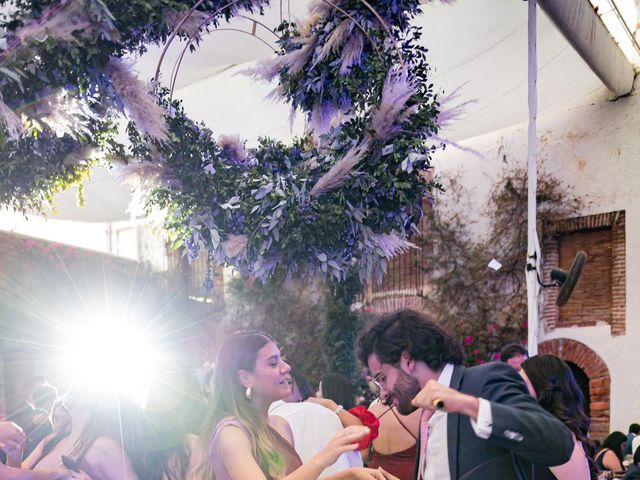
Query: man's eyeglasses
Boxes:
[{"xmin": 368, "ymin": 371, "xmax": 386, "ymax": 396}]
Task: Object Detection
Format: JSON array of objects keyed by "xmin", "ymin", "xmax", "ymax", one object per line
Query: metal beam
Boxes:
[{"xmin": 538, "ymin": 0, "xmax": 635, "ymax": 97}]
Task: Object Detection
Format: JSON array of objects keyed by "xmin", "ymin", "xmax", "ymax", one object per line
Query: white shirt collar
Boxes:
[{"xmin": 437, "ymin": 363, "xmax": 454, "ymax": 388}]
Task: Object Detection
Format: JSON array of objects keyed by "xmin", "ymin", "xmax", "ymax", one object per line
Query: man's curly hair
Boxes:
[{"xmin": 357, "ymin": 309, "xmax": 463, "ymax": 369}]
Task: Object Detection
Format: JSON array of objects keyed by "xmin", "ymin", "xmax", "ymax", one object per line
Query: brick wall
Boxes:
[
  {"xmin": 558, "ymin": 228, "xmax": 612, "ymax": 327},
  {"xmin": 361, "ymin": 198, "xmax": 431, "ymax": 315},
  {"xmin": 541, "ymin": 211, "xmax": 626, "ymax": 335},
  {"xmin": 539, "ymin": 338, "xmax": 610, "ymax": 439}
]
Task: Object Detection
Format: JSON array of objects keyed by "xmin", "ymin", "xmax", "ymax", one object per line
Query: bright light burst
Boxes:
[{"xmin": 57, "ymin": 315, "xmax": 161, "ymax": 404}]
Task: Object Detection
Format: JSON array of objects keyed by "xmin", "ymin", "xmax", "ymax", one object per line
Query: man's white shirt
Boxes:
[
  {"xmin": 269, "ymin": 400, "xmax": 363, "ymax": 478},
  {"xmin": 419, "ymin": 363, "xmax": 494, "ymax": 480}
]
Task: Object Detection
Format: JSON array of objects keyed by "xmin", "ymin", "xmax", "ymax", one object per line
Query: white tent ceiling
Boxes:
[{"xmin": 39, "ymin": 0, "xmax": 618, "ymax": 222}]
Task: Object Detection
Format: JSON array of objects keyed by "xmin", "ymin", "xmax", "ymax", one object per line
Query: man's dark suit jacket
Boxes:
[{"xmin": 413, "ymin": 362, "xmax": 574, "ymax": 480}]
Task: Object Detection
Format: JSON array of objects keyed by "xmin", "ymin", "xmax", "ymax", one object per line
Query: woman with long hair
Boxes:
[
  {"xmin": 309, "ymin": 373, "xmax": 364, "ymax": 429},
  {"xmin": 520, "ymin": 355, "xmax": 596, "ymax": 480},
  {"xmin": 594, "ymin": 431, "xmax": 626, "ymax": 474},
  {"xmin": 22, "ymin": 389, "xmax": 143, "ymax": 480},
  {"xmin": 196, "ymin": 331, "xmax": 397, "ymax": 480},
  {"xmin": 317, "ymin": 373, "xmax": 356, "ymax": 410}
]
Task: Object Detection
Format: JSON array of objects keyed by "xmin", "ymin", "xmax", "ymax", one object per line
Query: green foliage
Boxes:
[
  {"xmin": 220, "ymin": 275, "xmax": 328, "ymax": 383},
  {"xmin": 322, "ymin": 274, "xmax": 363, "ymax": 382},
  {"xmin": 1, "ymin": 0, "xmax": 443, "ymax": 286},
  {"xmin": 0, "ymin": 0, "xmax": 270, "ymax": 213}
]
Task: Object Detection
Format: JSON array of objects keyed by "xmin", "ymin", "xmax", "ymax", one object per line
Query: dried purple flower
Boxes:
[
  {"xmin": 310, "ymin": 100, "xmax": 337, "ymax": 136},
  {"xmin": 245, "ymin": 57, "xmax": 285, "ymax": 83},
  {"xmin": 224, "ymin": 234, "xmax": 248, "ymax": 258},
  {"xmin": 112, "ymin": 160, "xmax": 168, "ymax": 186},
  {"xmin": 17, "ymin": 1, "xmax": 91, "ymax": 44},
  {"xmin": 436, "ymin": 85, "xmax": 475, "ymax": 129},
  {"xmin": 218, "ymin": 134, "xmax": 248, "ymax": 164},
  {"xmin": 430, "ymin": 134, "xmax": 484, "ymax": 159},
  {"xmin": 369, "ymin": 231, "xmax": 418, "ymax": 259},
  {"xmin": 282, "ymin": 35, "xmax": 319, "ymax": 75},
  {"xmin": 317, "ymin": 19, "xmax": 351, "ymax": 63},
  {"xmin": 104, "ymin": 57, "xmax": 169, "ymax": 142},
  {"xmin": 339, "ymin": 31, "xmax": 364, "ymax": 75},
  {"xmin": 310, "ymin": 140, "xmax": 370, "ymax": 198},
  {"xmin": 163, "ymin": 9, "xmax": 210, "ymax": 41},
  {"xmin": 370, "ymin": 70, "xmax": 416, "ymax": 141},
  {"xmin": 308, "ymin": 0, "xmax": 341, "ymax": 18}
]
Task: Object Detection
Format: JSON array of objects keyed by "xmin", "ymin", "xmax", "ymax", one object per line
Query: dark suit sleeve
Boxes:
[{"xmin": 479, "ymin": 363, "xmax": 574, "ymax": 467}]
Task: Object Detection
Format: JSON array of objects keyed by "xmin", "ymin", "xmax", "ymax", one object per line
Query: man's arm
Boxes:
[
  {"xmin": 412, "ymin": 363, "xmax": 574, "ymax": 467},
  {"xmin": 478, "ymin": 363, "xmax": 574, "ymax": 466}
]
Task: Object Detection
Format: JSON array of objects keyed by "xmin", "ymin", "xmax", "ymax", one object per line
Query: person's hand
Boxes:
[
  {"xmin": 4, "ymin": 443, "xmax": 24, "ymax": 465},
  {"xmin": 411, "ymin": 380, "xmax": 480, "ymax": 420},
  {"xmin": 0, "ymin": 421, "xmax": 24, "ymax": 453},
  {"xmin": 49, "ymin": 465, "xmax": 92, "ymax": 480},
  {"xmin": 306, "ymin": 396, "xmax": 339, "ymax": 412},
  {"xmin": 313, "ymin": 425, "xmax": 370, "ymax": 468},
  {"xmin": 66, "ymin": 468, "xmax": 92, "ymax": 480},
  {"xmin": 344, "ymin": 467, "xmax": 401, "ymax": 479}
]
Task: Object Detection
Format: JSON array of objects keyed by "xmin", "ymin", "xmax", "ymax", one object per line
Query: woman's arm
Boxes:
[
  {"xmin": 549, "ymin": 439, "xmax": 590, "ymax": 480},
  {"xmin": 0, "ymin": 463, "xmax": 71, "ymax": 480},
  {"xmin": 216, "ymin": 424, "xmax": 383, "ymax": 480},
  {"xmin": 185, "ymin": 434, "xmax": 201, "ymax": 480},
  {"xmin": 21, "ymin": 432, "xmax": 55, "ymax": 470},
  {"xmin": 602, "ymin": 449, "xmax": 624, "ymax": 472},
  {"xmin": 305, "ymin": 398, "xmax": 363, "ymax": 428},
  {"xmin": 1, "ymin": 421, "xmax": 25, "ymax": 466},
  {"xmin": 84, "ymin": 436, "xmax": 140, "ymax": 480}
]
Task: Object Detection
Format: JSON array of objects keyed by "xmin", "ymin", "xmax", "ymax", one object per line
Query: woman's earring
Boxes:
[{"xmin": 245, "ymin": 386, "xmax": 252, "ymax": 401}]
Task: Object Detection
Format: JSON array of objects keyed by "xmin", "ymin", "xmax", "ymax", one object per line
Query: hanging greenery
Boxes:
[{"xmin": 0, "ymin": 0, "xmax": 453, "ymax": 284}]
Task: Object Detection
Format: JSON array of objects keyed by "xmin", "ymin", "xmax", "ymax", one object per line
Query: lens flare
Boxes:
[{"xmin": 57, "ymin": 315, "xmax": 160, "ymax": 404}]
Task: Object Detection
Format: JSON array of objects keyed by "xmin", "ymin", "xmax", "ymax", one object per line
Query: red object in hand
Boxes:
[{"xmin": 348, "ymin": 406, "xmax": 380, "ymax": 450}]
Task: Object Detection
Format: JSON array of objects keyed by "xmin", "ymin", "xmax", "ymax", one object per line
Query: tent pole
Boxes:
[{"xmin": 526, "ymin": 0, "xmax": 540, "ymax": 356}]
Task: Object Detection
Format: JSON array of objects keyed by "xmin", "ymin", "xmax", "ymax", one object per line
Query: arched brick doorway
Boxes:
[{"xmin": 539, "ymin": 338, "xmax": 610, "ymax": 439}]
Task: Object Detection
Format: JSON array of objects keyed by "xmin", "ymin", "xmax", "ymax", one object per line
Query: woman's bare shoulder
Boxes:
[{"xmin": 269, "ymin": 415, "xmax": 294, "ymax": 445}]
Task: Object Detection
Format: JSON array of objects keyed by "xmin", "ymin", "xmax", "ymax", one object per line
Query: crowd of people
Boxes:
[{"xmin": 1, "ymin": 309, "xmax": 638, "ymax": 480}]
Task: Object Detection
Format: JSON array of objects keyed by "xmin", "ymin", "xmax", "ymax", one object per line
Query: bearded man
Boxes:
[{"xmin": 357, "ymin": 309, "xmax": 574, "ymax": 480}]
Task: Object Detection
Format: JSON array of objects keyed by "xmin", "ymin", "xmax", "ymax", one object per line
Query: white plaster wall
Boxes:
[{"xmin": 433, "ymin": 81, "xmax": 640, "ymax": 433}]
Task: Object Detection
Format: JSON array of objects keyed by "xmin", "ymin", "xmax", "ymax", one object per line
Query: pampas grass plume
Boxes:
[
  {"xmin": 105, "ymin": 57, "xmax": 168, "ymax": 142},
  {"xmin": 224, "ymin": 234, "xmax": 248, "ymax": 258},
  {"xmin": 18, "ymin": 1, "xmax": 91, "ymax": 44},
  {"xmin": 310, "ymin": 140, "xmax": 369, "ymax": 197}
]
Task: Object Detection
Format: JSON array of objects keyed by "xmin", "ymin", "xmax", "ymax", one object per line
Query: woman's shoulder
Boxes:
[
  {"xmin": 212, "ymin": 417, "xmax": 250, "ymax": 436},
  {"xmin": 210, "ymin": 420, "xmax": 254, "ymax": 464},
  {"xmin": 81, "ymin": 437, "xmax": 127, "ymax": 473},
  {"xmin": 268, "ymin": 415, "xmax": 294, "ymax": 445},
  {"xmin": 209, "ymin": 418, "xmax": 252, "ymax": 449},
  {"xmin": 268, "ymin": 414, "xmax": 290, "ymax": 430},
  {"xmin": 84, "ymin": 436, "xmax": 125, "ymax": 461}
]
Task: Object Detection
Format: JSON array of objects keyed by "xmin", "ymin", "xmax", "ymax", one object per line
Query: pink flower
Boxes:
[
  {"xmin": 463, "ymin": 335, "xmax": 474, "ymax": 346},
  {"xmin": 473, "ymin": 349, "xmax": 480, "ymax": 355},
  {"xmin": 492, "ymin": 352, "xmax": 501, "ymax": 360}
]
